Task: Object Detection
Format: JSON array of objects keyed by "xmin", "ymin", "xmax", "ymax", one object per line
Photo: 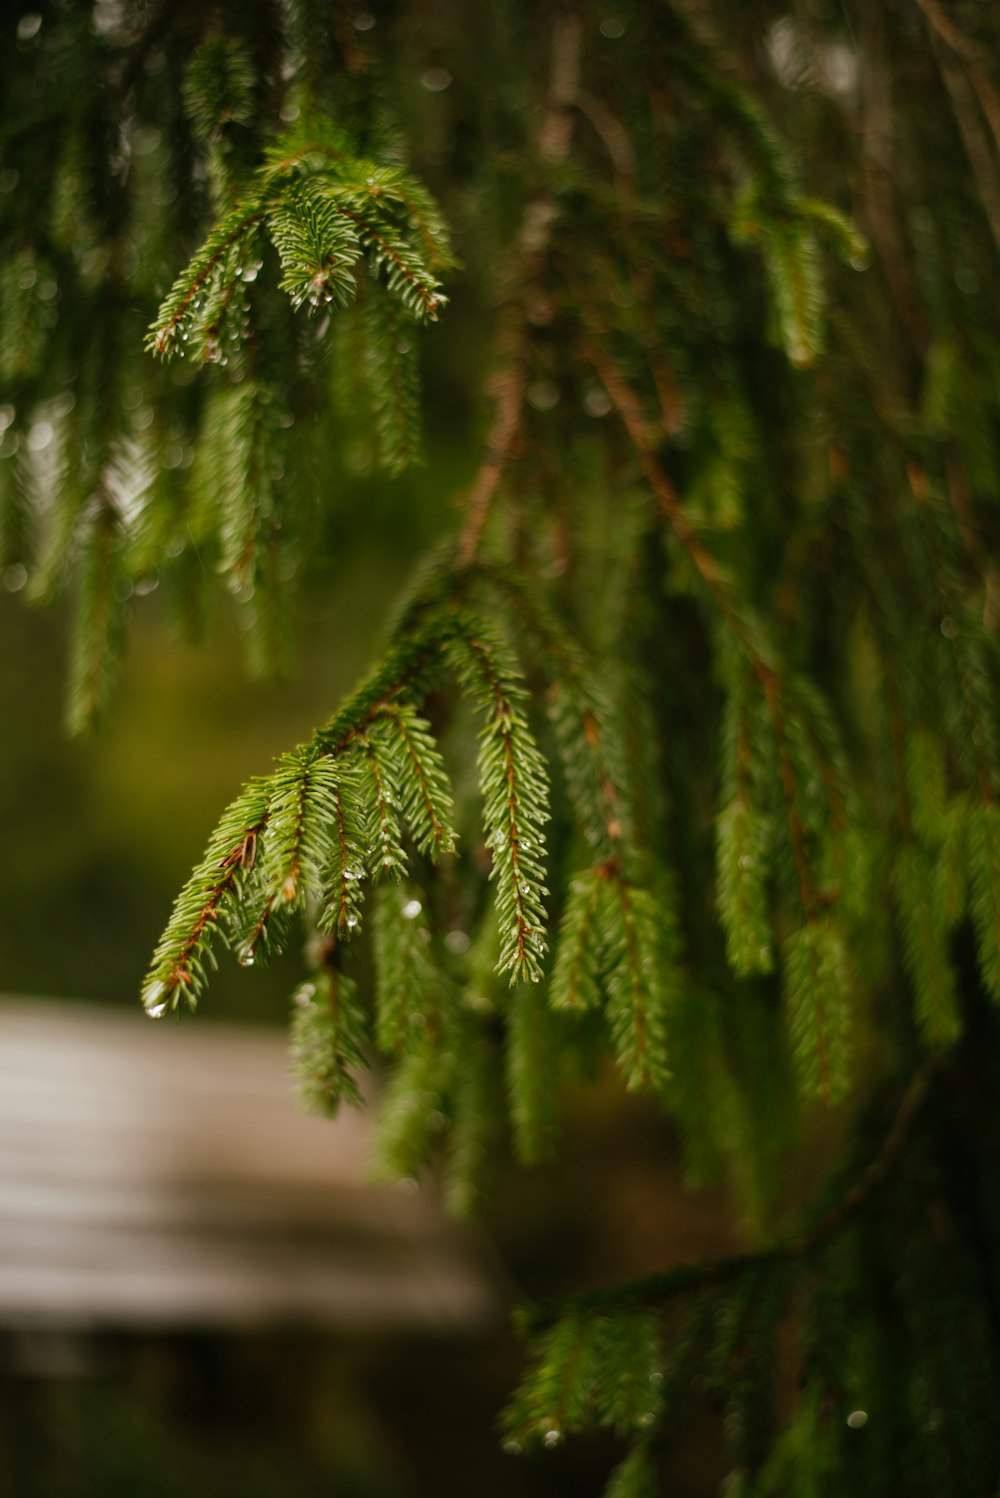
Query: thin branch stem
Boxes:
[
  {"xmin": 916, "ymin": 0, "xmax": 1000, "ymax": 162},
  {"xmin": 522, "ymin": 1063, "xmax": 937, "ymax": 1327},
  {"xmin": 457, "ymin": 12, "xmax": 581, "ymax": 564}
]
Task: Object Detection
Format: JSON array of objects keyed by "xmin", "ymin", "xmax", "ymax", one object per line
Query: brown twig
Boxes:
[
  {"xmin": 916, "ymin": 0, "xmax": 1000, "ymax": 163},
  {"xmin": 457, "ymin": 13, "xmax": 582, "ymax": 564},
  {"xmin": 858, "ymin": 7, "xmax": 929, "ymax": 353},
  {"xmin": 932, "ymin": 39, "xmax": 1000, "ymax": 257}
]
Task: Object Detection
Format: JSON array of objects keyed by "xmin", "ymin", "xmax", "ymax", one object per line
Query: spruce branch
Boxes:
[
  {"xmin": 446, "ymin": 625, "xmax": 550, "ymax": 984},
  {"xmin": 549, "ymin": 869, "xmax": 605, "ymax": 1012},
  {"xmin": 468, "ymin": 561, "xmax": 630, "ymax": 861},
  {"xmin": 916, "ymin": 0, "xmax": 1000, "ymax": 164},
  {"xmin": 146, "ymin": 138, "xmax": 451, "ymax": 401},
  {"xmin": 931, "ymin": 39, "xmax": 1000, "ymax": 258},
  {"xmin": 142, "ymin": 779, "xmax": 274, "ymax": 1014},
  {"xmin": 290, "ymin": 955, "xmax": 368, "ymax": 1115},
  {"xmin": 518, "ymin": 1063, "xmax": 937, "ymax": 1330},
  {"xmin": 356, "ymin": 727, "xmax": 408, "ymax": 882},
  {"xmin": 317, "ymin": 769, "xmax": 367, "ymax": 940},
  {"xmin": 457, "ymin": 12, "xmax": 581, "ymax": 564},
  {"xmin": 376, "ymin": 698, "xmax": 457, "ymax": 860},
  {"xmin": 372, "ymin": 882, "xmax": 439, "ymax": 1053},
  {"xmin": 583, "ymin": 335, "xmax": 771, "ymax": 668}
]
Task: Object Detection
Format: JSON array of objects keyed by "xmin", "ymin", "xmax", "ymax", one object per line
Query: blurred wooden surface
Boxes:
[{"xmin": 0, "ymin": 998, "xmax": 499, "ymax": 1332}]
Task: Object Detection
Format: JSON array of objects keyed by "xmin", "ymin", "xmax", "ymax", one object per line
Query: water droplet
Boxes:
[
  {"xmin": 584, "ymin": 387, "xmax": 612, "ymax": 417},
  {"xmin": 353, "ymin": 11, "xmax": 375, "ymax": 30},
  {"xmin": 3, "ymin": 563, "xmax": 28, "ymax": 593},
  {"xmin": 649, "ymin": 1369, "xmax": 663, "ymax": 1385},
  {"xmin": 403, "ymin": 899, "xmax": 422, "ymax": 919},
  {"xmin": 346, "ymin": 916, "xmax": 359, "ymax": 929},
  {"xmin": 503, "ymin": 1440, "xmax": 521, "ymax": 1455},
  {"xmin": 144, "ymin": 981, "xmax": 168, "ymax": 1018},
  {"xmin": 397, "ymin": 1175, "xmax": 418, "ymax": 1194},
  {"xmin": 738, "ymin": 854, "xmax": 754, "ymax": 870},
  {"xmin": 237, "ymin": 945, "xmax": 255, "ymax": 967},
  {"xmin": 420, "ymin": 67, "xmax": 452, "ymax": 92},
  {"xmin": 526, "ymin": 380, "xmax": 559, "ymax": 412},
  {"xmin": 940, "ymin": 615, "xmax": 958, "ymax": 639},
  {"xmin": 847, "ymin": 1410, "xmax": 868, "ymax": 1429},
  {"xmin": 445, "ymin": 929, "xmax": 470, "ymax": 955},
  {"xmin": 639, "ymin": 1412, "xmax": 654, "ymax": 1427},
  {"xmin": 599, "ymin": 17, "xmax": 625, "ymax": 39},
  {"xmin": 543, "ymin": 1429, "xmax": 561, "ymax": 1448}
]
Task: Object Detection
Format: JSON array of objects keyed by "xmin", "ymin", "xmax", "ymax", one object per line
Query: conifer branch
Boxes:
[
  {"xmin": 291, "ymin": 952, "xmax": 367, "ymax": 1115},
  {"xmin": 447, "ymin": 627, "xmax": 550, "ymax": 984},
  {"xmin": 520, "ymin": 1063, "xmax": 937, "ymax": 1328},
  {"xmin": 469, "ymin": 562, "xmax": 629, "ymax": 859},
  {"xmin": 318, "ymin": 772, "xmax": 366, "ymax": 940},
  {"xmin": 583, "ymin": 337, "xmax": 759, "ymax": 656},
  {"xmin": 142, "ymin": 782, "xmax": 273, "ymax": 1013},
  {"xmin": 603, "ymin": 876, "xmax": 673, "ymax": 1094},
  {"xmin": 357, "ymin": 729, "xmax": 408, "ymax": 881},
  {"xmin": 931, "ymin": 41, "xmax": 1000, "ymax": 257},
  {"xmin": 457, "ymin": 12, "xmax": 581, "ymax": 564},
  {"xmin": 377, "ymin": 699, "xmax": 457, "ymax": 860},
  {"xmin": 760, "ymin": 670, "xmax": 817, "ymax": 919},
  {"xmin": 549, "ymin": 870, "xmax": 604, "ymax": 1012},
  {"xmin": 915, "ymin": 0, "xmax": 1000, "ymax": 162},
  {"xmin": 457, "ymin": 350, "xmax": 529, "ymax": 565}
]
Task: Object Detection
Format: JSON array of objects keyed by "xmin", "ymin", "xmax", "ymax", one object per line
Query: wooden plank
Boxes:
[{"xmin": 0, "ymin": 998, "xmax": 499, "ymax": 1332}]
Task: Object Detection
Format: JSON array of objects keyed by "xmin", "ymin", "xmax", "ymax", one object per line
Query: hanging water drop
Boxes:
[{"xmin": 144, "ymin": 981, "xmax": 168, "ymax": 1018}]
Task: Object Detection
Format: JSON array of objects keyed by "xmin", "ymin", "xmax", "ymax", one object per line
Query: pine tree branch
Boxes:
[
  {"xmin": 582, "ymin": 338, "xmax": 740, "ymax": 635},
  {"xmin": 520, "ymin": 1062, "xmax": 937, "ymax": 1329},
  {"xmin": 858, "ymin": 5, "xmax": 929, "ymax": 354},
  {"xmin": 915, "ymin": 0, "xmax": 1000, "ymax": 163},
  {"xmin": 931, "ymin": 38, "xmax": 1000, "ymax": 257},
  {"xmin": 760, "ymin": 671, "xmax": 817, "ymax": 918},
  {"xmin": 465, "ymin": 562, "xmax": 628, "ymax": 858},
  {"xmin": 457, "ymin": 12, "xmax": 581, "ymax": 563}
]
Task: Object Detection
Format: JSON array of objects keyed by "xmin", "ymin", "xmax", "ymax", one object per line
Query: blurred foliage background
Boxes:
[{"xmin": 10, "ymin": 0, "xmax": 1000, "ymax": 1491}]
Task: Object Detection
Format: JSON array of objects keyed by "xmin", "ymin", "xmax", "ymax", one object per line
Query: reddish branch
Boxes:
[
  {"xmin": 525, "ymin": 1062, "xmax": 937, "ymax": 1327},
  {"xmin": 457, "ymin": 13, "xmax": 582, "ymax": 564}
]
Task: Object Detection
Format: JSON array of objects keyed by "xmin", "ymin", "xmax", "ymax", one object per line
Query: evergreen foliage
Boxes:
[{"xmin": 9, "ymin": 0, "xmax": 1000, "ymax": 1490}]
